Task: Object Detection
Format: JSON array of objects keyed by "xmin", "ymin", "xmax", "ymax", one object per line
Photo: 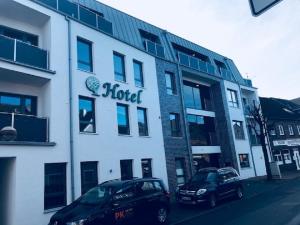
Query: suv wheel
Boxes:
[
  {"xmin": 236, "ymin": 187, "xmax": 243, "ymax": 199},
  {"xmin": 156, "ymin": 206, "xmax": 168, "ymax": 224},
  {"xmin": 208, "ymin": 194, "xmax": 217, "ymax": 208}
]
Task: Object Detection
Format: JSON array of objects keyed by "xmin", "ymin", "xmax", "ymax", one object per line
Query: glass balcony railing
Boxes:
[
  {"xmin": 0, "ymin": 112, "xmax": 49, "ymax": 143},
  {"xmin": 0, "ymin": 35, "xmax": 49, "ymax": 70},
  {"xmin": 220, "ymin": 68, "xmax": 234, "ymax": 81},
  {"xmin": 190, "ymin": 132, "xmax": 219, "ymax": 146},
  {"xmin": 34, "ymin": 0, "xmax": 113, "ymax": 35},
  {"xmin": 244, "ymin": 79, "xmax": 253, "ymax": 87},
  {"xmin": 145, "ymin": 40, "xmax": 165, "ymax": 58},
  {"xmin": 178, "ymin": 52, "xmax": 215, "ymax": 75}
]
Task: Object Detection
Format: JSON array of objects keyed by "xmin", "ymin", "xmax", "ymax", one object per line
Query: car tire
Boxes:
[
  {"xmin": 236, "ymin": 187, "xmax": 243, "ymax": 200},
  {"xmin": 155, "ymin": 206, "xmax": 168, "ymax": 224},
  {"xmin": 208, "ymin": 194, "xmax": 217, "ymax": 208}
]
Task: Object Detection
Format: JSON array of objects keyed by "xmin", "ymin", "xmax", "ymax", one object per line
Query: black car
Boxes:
[
  {"xmin": 49, "ymin": 178, "xmax": 170, "ymax": 225},
  {"xmin": 176, "ymin": 167, "xmax": 243, "ymax": 208}
]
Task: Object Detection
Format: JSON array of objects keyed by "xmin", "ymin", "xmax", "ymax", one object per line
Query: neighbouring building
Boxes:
[
  {"xmin": 260, "ymin": 97, "xmax": 300, "ymax": 172},
  {"xmin": 0, "ymin": 1, "xmax": 266, "ymax": 225}
]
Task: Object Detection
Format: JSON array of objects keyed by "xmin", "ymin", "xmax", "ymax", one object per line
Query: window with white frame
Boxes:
[
  {"xmin": 278, "ymin": 125, "xmax": 285, "ymax": 135},
  {"xmin": 297, "ymin": 125, "xmax": 300, "ymax": 135},
  {"xmin": 270, "ymin": 128, "xmax": 276, "ymax": 136},
  {"xmin": 227, "ymin": 89, "xmax": 239, "ymax": 108},
  {"xmin": 274, "ymin": 153, "xmax": 283, "ymax": 165},
  {"xmin": 288, "ymin": 125, "xmax": 294, "ymax": 135},
  {"xmin": 283, "ymin": 150, "xmax": 292, "ymax": 164}
]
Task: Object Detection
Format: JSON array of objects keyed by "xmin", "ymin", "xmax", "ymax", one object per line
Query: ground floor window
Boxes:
[
  {"xmin": 175, "ymin": 158, "xmax": 186, "ymax": 185},
  {"xmin": 81, "ymin": 161, "xmax": 98, "ymax": 194},
  {"xmin": 274, "ymin": 152, "xmax": 283, "ymax": 165},
  {"xmin": 239, "ymin": 154, "xmax": 250, "ymax": 168},
  {"xmin": 44, "ymin": 163, "xmax": 67, "ymax": 210},
  {"xmin": 282, "ymin": 150, "xmax": 292, "ymax": 164},
  {"xmin": 120, "ymin": 160, "xmax": 133, "ymax": 180},
  {"xmin": 141, "ymin": 159, "xmax": 152, "ymax": 178}
]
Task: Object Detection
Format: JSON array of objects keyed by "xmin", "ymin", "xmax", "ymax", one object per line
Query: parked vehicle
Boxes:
[
  {"xmin": 176, "ymin": 167, "xmax": 243, "ymax": 208},
  {"xmin": 48, "ymin": 178, "xmax": 170, "ymax": 225}
]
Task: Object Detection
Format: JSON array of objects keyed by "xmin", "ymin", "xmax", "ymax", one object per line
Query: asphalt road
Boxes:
[{"xmin": 170, "ymin": 178, "xmax": 300, "ymax": 225}]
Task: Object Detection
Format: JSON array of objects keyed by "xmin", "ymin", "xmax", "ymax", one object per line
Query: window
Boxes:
[
  {"xmin": 81, "ymin": 162, "xmax": 98, "ymax": 194},
  {"xmin": 183, "ymin": 81, "xmax": 202, "ymax": 110},
  {"xmin": 120, "ymin": 160, "xmax": 133, "ymax": 180},
  {"xmin": 137, "ymin": 107, "xmax": 148, "ymax": 136},
  {"xmin": 270, "ymin": 128, "xmax": 276, "ymax": 136},
  {"xmin": 141, "ymin": 159, "xmax": 152, "ymax": 178},
  {"xmin": 165, "ymin": 72, "xmax": 176, "ymax": 95},
  {"xmin": 0, "ymin": 25, "xmax": 38, "ymax": 46},
  {"xmin": 175, "ymin": 158, "xmax": 186, "ymax": 185},
  {"xmin": 133, "ymin": 60, "xmax": 144, "ymax": 87},
  {"xmin": 0, "ymin": 92, "xmax": 37, "ymax": 115},
  {"xmin": 274, "ymin": 153, "xmax": 283, "ymax": 164},
  {"xmin": 77, "ymin": 38, "xmax": 93, "ymax": 72},
  {"xmin": 288, "ymin": 125, "xmax": 294, "ymax": 135},
  {"xmin": 136, "ymin": 181, "xmax": 156, "ymax": 195},
  {"xmin": 187, "ymin": 114, "xmax": 216, "ymax": 146},
  {"xmin": 114, "ymin": 52, "xmax": 126, "ymax": 82},
  {"xmin": 44, "ymin": 163, "xmax": 67, "ymax": 210},
  {"xmin": 278, "ymin": 125, "xmax": 285, "ymax": 135},
  {"xmin": 283, "ymin": 150, "xmax": 292, "ymax": 164},
  {"xmin": 233, "ymin": 121, "xmax": 245, "ymax": 140},
  {"xmin": 117, "ymin": 103, "xmax": 130, "ymax": 135},
  {"xmin": 79, "ymin": 96, "xmax": 96, "ymax": 133},
  {"xmin": 227, "ymin": 89, "xmax": 239, "ymax": 108},
  {"xmin": 297, "ymin": 125, "xmax": 300, "ymax": 135},
  {"xmin": 170, "ymin": 113, "xmax": 181, "ymax": 137},
  {"xmin": 239, "ymin": 154, "xmax": 250, "ymax": 168}
]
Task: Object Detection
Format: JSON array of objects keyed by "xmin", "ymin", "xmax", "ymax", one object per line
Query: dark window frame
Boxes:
[
  {"xmin": 165, "ymin": 72, "xmax": 177, "ymax": 95},
  {"xmin": 239, "ymin": 154, "xmax": 250, "ymax": 168},
  {"xmin": 44, "ymin": 163, "xmax": 67, "ymax": 210},
  {"xmin": 141, "ymin": 158, "xmax": 152, "ymax": 178},
  {"xmin": 113, "ymin": 51, "xmax": 126, "ymax": 82},
  {"xmin": 170, "ymin": 113, "xmax": 182, "ymax": 137},
  {"xmin": 0, "ymin": 92, "xmax": 37, "ymax": 116},
  {"xmin": 117, "ymin": 103, "xmax": 130, "ymax": 135},
  {"xmin": 227, "ymin": 89, "xmax": 239, "ymax": 108},
  {"xmin": 77, "ymin": 37, "xmax": 93, "ymax": 72},
  {"xmin": 79, "ymin": 96, "xmax": 96, "ymax": 133},
  {"xmin": 120, "ymin": 160, "xmax": 133, "ymax": 180},
  {"xmin": 133, "ymin": 60, "xmax": 144, "ymax": 87},
  {"xmin": 80, "ymin": 161, "xmax": 98, "ymax": 194},
  {"xmin": 137, "ymin": 107, "xmax": 149, "ymax": 136},
  {"xmin": 233, "ymin": 120, "xmax": 245, "ymax": 140}
]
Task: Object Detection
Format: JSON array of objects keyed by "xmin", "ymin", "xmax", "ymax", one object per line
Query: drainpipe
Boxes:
[
  {"xmin": 224, "ymin": 58, "xmax": 257, "ymax": 177},
  {"xmin": 162, "ymin": 30, "xmax": 194, "ymax": 177},
  {"xmin": 66, "ymin": 17, "xmax": 75, "ymax": 201}
]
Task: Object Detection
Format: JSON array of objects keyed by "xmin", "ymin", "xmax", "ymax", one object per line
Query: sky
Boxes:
[{"xmin": 99, "ymin": 0, "xmax": 300, "ymax": 100}]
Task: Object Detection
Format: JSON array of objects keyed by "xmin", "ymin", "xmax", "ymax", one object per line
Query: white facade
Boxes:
[{"xmin": 0, "ymin": 1, "xmax": 168, "ymax": 225}]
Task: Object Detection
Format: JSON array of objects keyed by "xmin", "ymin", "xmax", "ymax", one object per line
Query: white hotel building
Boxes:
[{"xmin": 0, "ymin": 0, "xmax": 267, "ymax": 225}]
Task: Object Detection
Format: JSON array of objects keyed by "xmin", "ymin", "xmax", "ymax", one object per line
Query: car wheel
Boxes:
[
  {"xmin": 155, "ymin": 206, "xmax": 168, "ymax": 224},
  {"xmin": 208, "ymin": 194, "xmax": 217, "ymax": 208},
  {"xmin": 236, "ymin": 187, "xmax": 243, "ymax": 199}
]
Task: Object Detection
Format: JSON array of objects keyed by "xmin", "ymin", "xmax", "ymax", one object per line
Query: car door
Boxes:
[
  {"xmin": 111, "ymin": 184, "xmax": 137, "ymax": 225},
  {"xmin": 217, "ymin": 171, "xmax": 231, "ymax": 199}
]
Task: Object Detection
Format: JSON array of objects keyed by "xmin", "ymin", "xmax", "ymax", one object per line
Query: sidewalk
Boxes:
[{"xmin": 169, "ymin": 174, "xmax": 300, "ymax": 225}]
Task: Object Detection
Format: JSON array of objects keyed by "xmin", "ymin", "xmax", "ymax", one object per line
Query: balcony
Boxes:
[
  {"xmin": 190, "ymin": 132, "xmax": 219, "ymax": 146},
  {"xmin": 0, "ymin": 35, "xmax": 49, "ymax": 70},
  {"xmin": 220, "ymin": 68, "xmax": 234, "ymax": 81},
  {"xmin": 145, "ymin": 40, "xmax": 165, "ymax": 58},
  {"xmin": 34, "ymin": 0, "xmax": 113, "ymax": 35},
  {"xmin": 178, "ymin": 52, "xmax": 215, "ymax": 75},
  {"xmin": 0, "ymin": 112, "xmax": 53, "ymax": 145},
  {"xmin": 244, "ymin": 79, "xmax": 253, "ymax": 87}
]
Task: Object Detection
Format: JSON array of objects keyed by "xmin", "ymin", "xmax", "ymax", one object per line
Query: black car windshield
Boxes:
[
  {"xmin": 191, "ymin": 171, "xmax": 217, "ymax": 183},
  {"xmin": 80, "ymin": 186, "xmax": 115, "ymax": 205}
]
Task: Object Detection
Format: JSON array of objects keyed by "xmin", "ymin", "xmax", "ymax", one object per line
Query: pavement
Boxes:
[{"xmin": 169, "ymin": 172, "xmax": 300, "ymax": 225}]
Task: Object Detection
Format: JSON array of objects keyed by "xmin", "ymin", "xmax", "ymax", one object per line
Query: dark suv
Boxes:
[
  {"xmin": 49, "ymin": 178, "xmax": 170, "ymax": 225},
  {"xmin": 176, "ymin": 167, "xmax": 243, "ymax": 208}
]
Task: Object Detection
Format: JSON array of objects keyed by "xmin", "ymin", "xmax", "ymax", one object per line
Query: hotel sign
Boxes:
[
  {"xmin": 273, "ymin": 139, "xmax": 300, "ymax": 147},
  {"xmin": 85, "ymin": 76, "xmax": 143, "ymax": 104}
]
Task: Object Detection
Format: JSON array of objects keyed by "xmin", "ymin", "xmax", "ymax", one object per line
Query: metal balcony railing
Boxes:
[
  {"xmin": 0, "ymin": 34, "xmax": 49, "ymax": 70},
  {"xmin": 34, "ymin": 0, "xmax": 113, "ymax": 35},
  {"xmin": 145, "ymin": 40, "xmax": 165, "ymax": 58},
  {"xmin": 0, "ymin": 112, "xmax": 49, "ymax": 143},
  {"xmin": 178, "ymin": 52, "xmax": 215, "ymax": 76}
]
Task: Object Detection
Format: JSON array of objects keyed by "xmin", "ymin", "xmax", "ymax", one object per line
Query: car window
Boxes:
[
  {"xmin": 136, "ymin": 181, "xmax": 156, "ymax": 195},
  {"xmin": 154, "ymin": 181, "xmax": 163, "ymax": 192}
]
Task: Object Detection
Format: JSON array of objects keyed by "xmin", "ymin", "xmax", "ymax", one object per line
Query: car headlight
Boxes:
[
  {"xmin": 66, "ymin": 219, "xmax": 87, "ymax": 225},
  {"xmin": 196, "ymin": 189, "xmax": 207, "ymax": 195}
]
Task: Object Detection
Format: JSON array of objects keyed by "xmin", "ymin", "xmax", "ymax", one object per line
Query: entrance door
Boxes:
[
  {"xmin": 293, "ymin": 149, "xmax": 300, "ymax": 170},
  {"xmin": 0, "ymin": 158, "xmax": 16, "ymax": 225}
]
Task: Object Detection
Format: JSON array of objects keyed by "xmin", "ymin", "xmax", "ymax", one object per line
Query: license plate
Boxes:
[{"xmin": 181, "ymin": 196, "xmax": 191, "ymax": 201}]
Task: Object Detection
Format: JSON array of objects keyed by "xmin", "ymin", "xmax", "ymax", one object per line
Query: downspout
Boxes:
[
  {"xmin": 162, "ymin": 31, "xmax": 194, "ymax": 176},
  {"xmin": 224, "ymin": 58, "xmax": 257, "ymax": 176},
  {"xmin": 66, "ymin": 17, "xmax": 75, "ymax": 201}
]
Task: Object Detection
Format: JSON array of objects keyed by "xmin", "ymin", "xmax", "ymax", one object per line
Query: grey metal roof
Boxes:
[{"xmin": 72, "ymin": 0, "xmax": 248, "ymax": 85}]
